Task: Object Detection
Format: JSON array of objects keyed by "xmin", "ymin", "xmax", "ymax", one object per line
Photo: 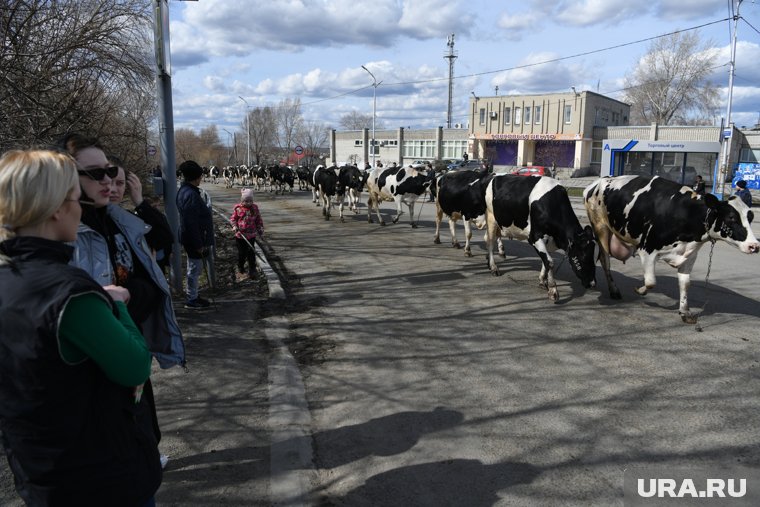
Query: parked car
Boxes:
[
  {"xmin": 447, "ymin": 159, "xmax": 485, "ymax": 171},
  {"xmin": 511, "ymin": 166, "xmax": 547, "ymax": 177}
]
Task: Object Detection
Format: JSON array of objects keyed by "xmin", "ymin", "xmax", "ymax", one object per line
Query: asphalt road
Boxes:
[
  {"xmin": 220, "ymin": 182, "xmax": 760, "ymax": 506},
  {"xmin": 2, "ymin": 180, "xmax": 758, "ymax": 506}
]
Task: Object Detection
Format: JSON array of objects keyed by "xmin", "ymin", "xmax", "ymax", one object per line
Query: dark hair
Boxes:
[
  {"xmin": 736, "ymin": 180, "xmax": 747, "ymax": 189},
  {"xmin": 179, "ymin": 160, "xmax": 203, "ymax": 180},
  {"xmin": 107, "ymin": 155, "xmax": 124, "ymax": 168},
  {"xmin": 60, "ymin": 133, "xmax": 102, "ymax": 158}
]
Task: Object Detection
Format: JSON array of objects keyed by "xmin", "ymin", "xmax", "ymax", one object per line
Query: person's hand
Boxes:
[
  {"xmin": 104, "ymin": 284, "xmax": 131, "ymax": 304},
  {"xmin": 126, "ymin": 171, "xmax": 144, "ymax": 206}
]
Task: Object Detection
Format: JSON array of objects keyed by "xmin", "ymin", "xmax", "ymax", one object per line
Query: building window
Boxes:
[
  {"xmin": 479, "ymin": 108, "xmax": 486, "ymax": 125},
  {"xmin": 514, "ymin": 107, "xmax": 522, "ymax": 125},
  {"xmin": 403, "ymin": 140, "xmax": 437, "ymax": 158},
  {"xmin": 591, "ymin": 141, "xmax": 602, "ymax": 164},
  {"xmin": 534, "ymin": 105, "xmax": 542, "ymax": 124},
  {"xmin": 442, "ymin": 140, "xmax": 468, "ymax": 159},
  {"xmin": 564, "ymin": 105, "xmax": 572, "ymax": 124},
  {"xmin": 740, "ymin": 148, "xmax": 760, "ymax": 163},
  {"xmin": 503, "ymin": 107, "xmax": 511, "ymax": 124},
  {"xmin": 354, "ymin": 140, "xmax": 363, "ymax": 146},
  {"xmin": 524, "ymin": 106, "xmax": 531, "ymax": 124}
]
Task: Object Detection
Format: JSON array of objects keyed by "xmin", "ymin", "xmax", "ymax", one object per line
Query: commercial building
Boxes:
[{"xmin": 328, "ymin": 90, "xmax": 760, "ymax": 190}]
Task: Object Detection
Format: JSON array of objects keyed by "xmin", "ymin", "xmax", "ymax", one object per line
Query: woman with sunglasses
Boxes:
[
  {"xmin": 0, "ymin": 149, "xmax": 161, "ymax": 506},
  {"xmin": 62, "ymin": 133, "xmax": 185, "ymax": 370}
]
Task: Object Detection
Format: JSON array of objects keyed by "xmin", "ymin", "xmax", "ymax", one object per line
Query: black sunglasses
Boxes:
[{"xmin": 77, "ymin": 166, "xmax": 119, "ymax": 181}]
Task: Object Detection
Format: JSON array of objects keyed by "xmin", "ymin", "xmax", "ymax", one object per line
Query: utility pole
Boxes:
[
  {"xmin": 154, "ymin": 0, "xmax": 182, "ymax": 292},
  {"xmin": 361, "ymin": 65, "xmax": 381, "ymax": 167},
  {"xmin": 444, "ymin": 34, "xmax": 458, "ymax": 128},
  {"xmin": 238, "ymin": 96, "xmax": 251, "ymax": 167},
  {"xmin": 718, "ymin": 0, "xmax": 742, "ymax": 198}
]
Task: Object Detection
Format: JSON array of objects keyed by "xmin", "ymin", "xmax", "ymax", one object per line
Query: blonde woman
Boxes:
[{"xmin": 0, "ymin": 149, "xmax": 161, "ymax": 506}]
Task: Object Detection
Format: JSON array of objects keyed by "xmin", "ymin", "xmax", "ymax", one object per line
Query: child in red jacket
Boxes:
[{"xmin": 230, "ymin": 188, "xmax": 264, "ymax": 281}]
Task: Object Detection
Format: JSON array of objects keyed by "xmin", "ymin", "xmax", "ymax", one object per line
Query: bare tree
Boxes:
[
  {"xmin": 0, "ymin": 0, "xmax": 155, "ymax": 157},
  {"xmin": 247, "ymin": 106, "xmax": 277, "ymax": 165},
  {"xmin": 296, "ymin": 120, "xmax": 330, "ymax": 167},
  {"xmin": 273, "ymin": 97, "xmax": 303, "ymax": 163},
  {"xmin": 339, "ymin": 110, "xmax": 383, "ymax": 130},
  {"xmin": 622, "ymin": 31, "xmax": 720, "ymax": 125}
]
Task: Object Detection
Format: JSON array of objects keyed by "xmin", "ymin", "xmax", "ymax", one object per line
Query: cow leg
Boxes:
[
  {"xmin": 339, "ymin": 197, "xmax": 345, "ymax": 223},
  {"xmin": 592, "ymin": 226, "xmax": 622, "ymax": 300},
  {"xmin": 463, "ymin": 219, "xmax": 473, "ymax": 257},
  {"xmin": 485, "ymin": 210, "xmax": 501, "ymax": 276},
  {"xmin": 408, "ymin": 202, "xmax": 418, "ymax": 228},
  {"xmin": 635, "ymin": 251, "xmax": 658, "ymax": 296},
  {"xmin": 433, "ymin": 202, "xmax": 443, "ymax": 244},
  {"xmin": 449, "ymin": 218, "xmax": 459, "ymax": 249},
  {"xmin": 676, "ymin": 254, "xmax": 699, "ymax": 323},
  {"xmin": 392, "ymin": 198, "xmax": 404, "ymax": 224},
  {"xmin": 534, "ymin": 241, "xmax": 558, "ymax": 302}
]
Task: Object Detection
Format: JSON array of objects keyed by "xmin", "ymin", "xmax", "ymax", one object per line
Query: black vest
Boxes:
[{"xmin": 0, "ymin": 237, "xmax": 161, "ymax": 506}]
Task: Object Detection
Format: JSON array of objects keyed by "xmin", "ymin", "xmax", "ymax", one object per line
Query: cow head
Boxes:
[
  {"xmin": 704, "ymin": 193, "xmax": 759, "ymax": 253},
  {"xmin": 568, "ymin": 225, "xmax": 597, "ymax": 288}
]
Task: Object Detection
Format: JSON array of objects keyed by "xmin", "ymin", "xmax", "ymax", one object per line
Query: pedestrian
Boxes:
[
  {"xmin": 0, "ymin": 148, "xmax": 161, "ymax": 506},
  {"xmin": 230, "ymin": 188, "xmax": 264, "ymax": 282},
  {"xmin": 462, "ymin": 151, "xmax": 468, "ymax": 162},
  {"xmin": 108, "ymin": 156, "xmax": 174, "ymax": 275},
  {"xmin": 735, "ymin": 179, "xmax": 752, "ymax": 207},
  {"xmin": 693, "ymin": 175, "xmax": 706, "ymax": 196},
  {"xmin": 176, "ymin": 160, "xmax": 214, "ymax": 309},
  {"xmin": 63, "ymin": 134, "xmax": 185, "ymax": 367}
]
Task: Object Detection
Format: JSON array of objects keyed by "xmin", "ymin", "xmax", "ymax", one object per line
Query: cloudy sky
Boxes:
[{"xmin": 166, "ymin": 0, "xmax": 760, "ymax": 139}]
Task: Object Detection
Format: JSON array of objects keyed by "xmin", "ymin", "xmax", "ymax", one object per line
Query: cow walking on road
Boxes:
[
  {"xmin": 313, "ymin": 165, "xmax": 339, "ymax": 220},
  {"xmin": 584, "ymin": 175, "xmax": 759, "ymax": 322},
  {"xmin": 337, "ymin": 165, "xmax": 369, "ymax": 222},
  {"xmin": 366, "ymin": 165, "xmax": 434, "ymax": 227},
  {"xmin": 434, "ymin": 168, "xmax": 493, "ymax": 256},
  {"xmin": 485, "ymin": 174, "xmax": 596, "ymax": 302}
]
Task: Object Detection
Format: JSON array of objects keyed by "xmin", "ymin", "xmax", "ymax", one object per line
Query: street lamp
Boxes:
[
  {"xmin": 238, "ymin": 96, "xmax": 251, "ymax": 167},
  {"xmin": 361, "ymin": 65, "xmax": 382, "ymax": 167},
  {"xmin": 222, "ymin": 128, "xmax": 234, "ymax": 163}
]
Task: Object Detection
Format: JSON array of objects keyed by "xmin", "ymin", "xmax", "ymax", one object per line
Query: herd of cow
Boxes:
[{"xmin": 206, "ymin": 163, "xmax": 760, "ymax": 323}]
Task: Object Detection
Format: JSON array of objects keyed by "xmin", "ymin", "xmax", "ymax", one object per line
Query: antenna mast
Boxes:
[{"xmin": 444, "ymin": 34, "xmax": 458, "ymax": 128}]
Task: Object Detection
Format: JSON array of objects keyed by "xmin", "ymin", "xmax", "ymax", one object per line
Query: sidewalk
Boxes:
[{"xmin": 151, "ymin": 207, "xmax": 314, "ymax": 505}]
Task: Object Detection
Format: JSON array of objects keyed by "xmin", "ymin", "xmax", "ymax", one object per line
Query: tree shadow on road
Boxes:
[{"xmin": 327, "ymin": 459, "xmax": 540, "ymax": 507}]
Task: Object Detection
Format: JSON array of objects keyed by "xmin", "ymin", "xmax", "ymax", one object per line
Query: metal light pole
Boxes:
[
  {"xmin": 361, "ymin": 65, "xmax": 381, "ymax": 167},
  {"xmin": 222, "ymin": 128, "xmax": 234, "ymax": 163},
  {"xmin": 153, "ymin": 0, "xmax": 183, "ymax": 291},
  {"xmin": 238, "ymin": 96, "xmax": 251, "ymax": 167},
  {"xmin": 717, "ymin": 0, "xmax": 742, "ymax": 198}
]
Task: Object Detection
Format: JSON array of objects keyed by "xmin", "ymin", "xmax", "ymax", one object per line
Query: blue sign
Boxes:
[{"xmin": 733, "ymin": 163, "xmax": 760, "ymax": 190}]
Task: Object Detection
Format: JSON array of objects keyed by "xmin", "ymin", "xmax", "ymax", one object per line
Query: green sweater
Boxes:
[{"xmin": 58, "ymin": 294, "xmax": 152, "ymax": 386}]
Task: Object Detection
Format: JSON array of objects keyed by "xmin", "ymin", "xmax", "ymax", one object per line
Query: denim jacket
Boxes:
[{"xmin": 71, "ymin": 204, "xmax": 186, "ymax": 369}]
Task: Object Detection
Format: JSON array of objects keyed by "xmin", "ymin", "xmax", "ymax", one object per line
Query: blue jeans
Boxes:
[
  {"xmin": 186, "ymin": 256, "xmax": 203, "ymax": 301},
  {"xmin": 141, "ymin": 497, "xmax": 156, "ymax": 507}
]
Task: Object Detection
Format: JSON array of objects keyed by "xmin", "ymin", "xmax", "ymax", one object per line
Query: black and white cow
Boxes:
[
  {"xmin": 337, "ymin": 165, "xmax": 369, "ymax": 222},
  {"xmin": 366, "ymin": 165, "xmax": 434, "ymax": 227},
  {"xmin": 584, "ymin": 175, "xmax": 760, "ymax": 322},
  {"xmin": 269, "ymin": 165, "xmax": 294, "ymax": 194},
  {"xmin": 313, "ymin": 165, "xmax": 339, "ymax": 220},
  {"xmin": 485, "ymin": 174, "xmax": 596, "ymax": 302},
  {"xmin": 210, "ymin": 165, "xmax": 221, "ymax": 184},
  {"xmin": 434, "ymin": 168, "xmax": 493, "ymax": 256},
  {"xmin": 296, "ymin": 165, "xmax": 314, "ymax": 191}
]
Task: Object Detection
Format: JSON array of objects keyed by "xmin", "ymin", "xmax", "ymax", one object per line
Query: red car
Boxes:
[{"xmin": 511, "ymin": 166, "xmax": 547, "ymax": 177}]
